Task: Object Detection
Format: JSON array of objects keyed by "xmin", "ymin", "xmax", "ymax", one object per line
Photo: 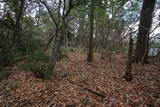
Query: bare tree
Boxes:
[
  {"xmin": 135, "ymin": 0, "xmax": 156, "ymax": 63},
  {"xmin": 124, "ymin": 34, "xmax": 133, "ymax": 81},
  {"xmin": 87, "ymin": 0, "xmax": 94, "ymax": 62}
]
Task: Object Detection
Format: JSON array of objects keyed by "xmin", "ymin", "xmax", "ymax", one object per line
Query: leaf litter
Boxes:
[{"xmin": 0, "ymin": 51, "xmax": 159, "ymax": 107}]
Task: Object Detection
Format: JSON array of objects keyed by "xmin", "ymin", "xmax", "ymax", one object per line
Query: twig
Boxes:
[
  {"xmin": 82, "ymin": 87, "xmax": 106, "ymax": 98},
  {"xmin": 86, "ymin": 63, "xmax": 105, "ymax": 69}
]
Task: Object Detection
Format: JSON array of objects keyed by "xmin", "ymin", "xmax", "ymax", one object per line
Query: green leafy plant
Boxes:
[
  {"xmin": 79, "ymin": 75, "xmax": 88, "ymax": 82},
  {"xmin": 82, "ymin": 97, "xmax": 90, "ymax": 105},
  {"xmin": 18, "ymin": 51, "xmax": 53, "ymax": 80},
  {"xmin": 60, "ymin": 70, "xmax": 70, "ymax": 78},
  {"xmin": 0, "ymin": 69, "xmax": 11, "ymax": 81},
  {"xmin": 58, "ymin": 47, "xmax": 69, "ymax": 60},
  {"xmin": 18, "ymin": 51, "xmax": 49, "ymax": 70},
  {"xmin": 30, "ymin": 62, "xmax": 53, "ymax": 80}
]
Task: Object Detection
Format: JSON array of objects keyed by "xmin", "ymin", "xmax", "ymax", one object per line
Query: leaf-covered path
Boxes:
[{"xmin": 0, "ymin": 51, "xmax": 160, "ymax": 107}]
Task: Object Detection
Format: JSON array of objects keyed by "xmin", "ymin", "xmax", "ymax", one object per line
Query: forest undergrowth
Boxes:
[{"xmin": 0, "ymin": 50, "xmax": 160, "ymax": 107}]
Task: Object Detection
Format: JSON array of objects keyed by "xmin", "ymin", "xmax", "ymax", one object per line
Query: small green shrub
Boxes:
[
  {"xmin": 25, "ymin": 51, "xmax": 49, "ymax": 63},
  {"xmin": 0, "ymin": 81, "xmax": 17, "ymax": 90},
  {"xmin": 60, "ymin": 70, "xmax": 70, "ymax": 78},
  {"xmin": 18, "ymin": 51, "xmax": 49, "ymax": 71},
  {"xmin": 18, "ymin": 51, "xmax": 53, "ymax": 80},
  {"xmin": 30, "ymin": 62, "xmax": 54, "ymax": 80},
  {"xmin": 30, "ymin": 62, "xmax": 45, "ymax": 78},
  {"xmin": 79, "ymin": 75, "xmax": 88, "ymax": 82},
  {"xmin": 82, "ymin": 97, "xmax": 90, "ymax": 105},
  {"xmin": 60, "ymin": 47, "xmax": 70, "ymax": 54},
  {"xmin": 58, "ymin": 47, "xmax": 69, "ymax": 60},
  {"xmin": 0, "ymin": 69, "xmax": 11, "ymax": 80},
  {"xmin": 17, "ymin": 32, "xmax": 42, "ymax": 55},
  {"xmin": 73, "ymin": 47, "xmax": 87, "ymax": 53},
  {"xmin": 18, "ymin": 63, "xmax": 32, "ymax": 71},
  {"xmin": 43, "ymin": 63, "xmax": 54, "ymax": 80}
]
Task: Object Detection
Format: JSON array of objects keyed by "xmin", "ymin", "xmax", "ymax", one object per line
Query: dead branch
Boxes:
[
  {"xmin": 67, "ymin": 79, "xmax": 106, "ymax": 98},
  {"xmin": 82, "ymin": 87, "xmax": 106, "ymax": 98},
  {"xmin": 86, "ymin": 63, "xmax": 105, "ymax": 69}
]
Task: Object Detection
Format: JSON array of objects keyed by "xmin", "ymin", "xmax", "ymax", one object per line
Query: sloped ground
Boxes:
[{"xmin": 0, "ymin": 51, "xmax": 160, "ymax": 107}]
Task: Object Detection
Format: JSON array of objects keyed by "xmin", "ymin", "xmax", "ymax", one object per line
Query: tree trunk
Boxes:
[
  {"xmin": 124, "ymin": 34, "xmax": 133, "ymax": 82},
  {"xmin": 135, "ymin": 0, "xmax": 156, "ymax": 63},
  {"xmin": 0, "ymin": 47, "xmax": 12, "ymax": 67},
  {"xmin": 49, "ymin": 27, "xmax": 63, "ymax": 72},
  {"xmin": 87, "ymin": 0, "xmax": 94, "ymax": 62}
]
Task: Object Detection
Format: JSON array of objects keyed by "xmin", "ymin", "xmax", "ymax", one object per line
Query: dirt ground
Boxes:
[{"xmin": 0, "ymin": 51, "xmax": 160, "ymax": 107}]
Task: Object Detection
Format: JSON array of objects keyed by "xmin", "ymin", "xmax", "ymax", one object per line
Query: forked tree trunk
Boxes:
[
  {"xmin": 14, "ymin": 0, "xmax": 25, "ymax": 48},
  {"xmin": 135, "ymin": 0, "xmax": 156, "ymax": 63},
  {"xmin": 87, "ymin": 0, "xmax": 94, "ymax": 62},
  {"xmin": 124, "ymin": 34, "xmax": 133, "ymax": 82}
]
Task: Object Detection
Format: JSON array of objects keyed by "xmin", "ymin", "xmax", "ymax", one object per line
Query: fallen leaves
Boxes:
[{"xmin": 0, "ymin": 51, "xmax": 159, "ymax": 106}]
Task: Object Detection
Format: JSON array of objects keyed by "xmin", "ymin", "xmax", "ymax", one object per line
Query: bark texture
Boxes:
[
  {"xmin": 87, "ymin": 0, "xmax": 94, "ymax": 62},
  {"xmin": 135, "ymin": 0, "xmax": 156, "ymax": 63},
  {"xmin": 124, "ymin": 35, "xmax": 133, "ymax": 82}
]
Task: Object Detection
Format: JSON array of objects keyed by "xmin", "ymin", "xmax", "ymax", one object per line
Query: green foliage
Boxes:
[
  {"xmin": 18, "ymin": 62, "xmax": 32, "ymax": 72},
  {"xmin": 18, "ymin": 51, "xmax": 50, "ymax": 71},
  {"xmin": 25, "ymin": 51, "xmax": 50, "ymax": 63},
  {"xmin": 0, "ymin": 81, "xmax": 18, "ymax": 106},
  {"xmin": 157, "ymin": 50, "xmax": 160, "ymax": 64},
  {"xmin": 71, "ymin": 47, "xmax": 87, "ymax": 53},
  {"xmin": 43, "ymin": 63, "xmax": 54, "ymax": 80},
  {"xmin": 59, "ymin": 47, "xmax": 70, "ymax": 57},
  {"xmin": 60, "ymin": 70, "xmax": 70, "ymax": 78},
  {"xmin": 30, "ymin": 62, "xmax": 53, "ymax": 80},
  {"xmin": 0, "ymin": 69, "xmax": 11, "ymax": 80},
  {"xmin": 95, "ymin": 7, "xmax": 106, "ymax": 20},
  {"xmin": 16, "ymin": 34, "xmax": 42, "ymax": 56},
  {"xmin": 150, "ymin": 43, "xmax": 160, "ymax": 48},
  {"xmin": 79, "ymin": 75, "xmax": 88, "ymax": 82},
  {"xmin": 0, "ymin": 81, "xmax": 17, "ymax": 90},
  {"xmin": 18, "ymin": 51, "xmax": 53, "ymax": 80},
  {"xmin": 82, "ymin": 97, "xmax": 90, "ymax": 105}
]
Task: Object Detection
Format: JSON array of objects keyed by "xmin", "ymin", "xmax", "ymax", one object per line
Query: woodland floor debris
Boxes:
[{"xmin": 0, "ymin": 51, "xmax": 160, "ymax": 107}]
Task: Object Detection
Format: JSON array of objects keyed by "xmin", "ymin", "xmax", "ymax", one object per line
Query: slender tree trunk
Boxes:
[
  {"xmin": 49, "ymin": 27, "xmax": 64, "ymax": 71},
  {"xmin": 135, "ymin": 0, "xmax": 156, "ymax": 63},
  {"xmin": 87, "ymin": 0, "xmax": 94, "ymax": 62},
  {"xmin": 124, "ymin": 34, "xmax": 133, "ymax": 82},
  {"xmin": 65, "ymin": 29, "xmax": 69, "ymax": 47},
  {"xmin": 13, "ymin": 0, "xmax": 25, "ymax": 51}
]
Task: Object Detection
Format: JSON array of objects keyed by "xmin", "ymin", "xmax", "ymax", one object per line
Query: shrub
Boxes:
[
  {"xmin": 82, "ymin": 97, "xmax": 90, "ymax": 105},
  {"xmin": 0, "ymin": 69, "xmax": 11, "ymax": 81},
  {"xmin": 60, "ymin": 70, "xmax": 70, "ymax": 78},
  {"xmin": 79, "ymin": 75, "xmax": 88, "ymax": 82},
  {"xmin": 18, "ymin": 51, "xmax": 49, "ymax": 70},
  {"xmin": 58, "ymin": 47, "xmax": 69, "ymax": 60},
  {"xmin": 26, "ymin": 51, "xmax": 49, "ymax": 62},
  {"xmin": 16, "ymin": 30, "xmax": 42, "ymax": 56},
  {"xmin": 30, "ymin": 62, "xmax": 46, "ymax": 78},
  {"xmin": 18, "ymin": 51, "xmax": 53, "ymax": 80},
  {"xmin": 30, "ymin": 62, "xmax": 53, "ymax": 80}
]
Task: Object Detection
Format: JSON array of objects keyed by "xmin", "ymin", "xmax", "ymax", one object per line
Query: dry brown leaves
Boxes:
[{"xmin": 0, "ymin": 51, "xmax": 160, "ymax": 107}]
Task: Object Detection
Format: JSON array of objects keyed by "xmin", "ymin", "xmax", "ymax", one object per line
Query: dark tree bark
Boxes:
[
  {"xmin": 135, "ymin": 0, "xmax": 156, "ymax": 63},
  {"xmin": 87, "ymin": 0, "xmax": 94, "ymax": 62},
  {"xmin": 124, "ymin": 34, "xmax": 133, "ymax": 82},
  {"xmin": 40, "ymin": 0, "xmax": 74, "ymax": 72},
  {"xmin": 0, "ymin": 0, "xmax": 25, "ymax": 67}
]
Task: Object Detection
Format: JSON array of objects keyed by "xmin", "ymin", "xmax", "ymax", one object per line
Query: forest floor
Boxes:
[{"xmin": 0, "ymin": 49, "xmax": 160, "ymax": 107}]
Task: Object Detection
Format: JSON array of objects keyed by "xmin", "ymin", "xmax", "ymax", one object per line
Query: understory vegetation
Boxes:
[{"xmin": 0, "ymin": 0, "xmax": 160, "ymax": 106}]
